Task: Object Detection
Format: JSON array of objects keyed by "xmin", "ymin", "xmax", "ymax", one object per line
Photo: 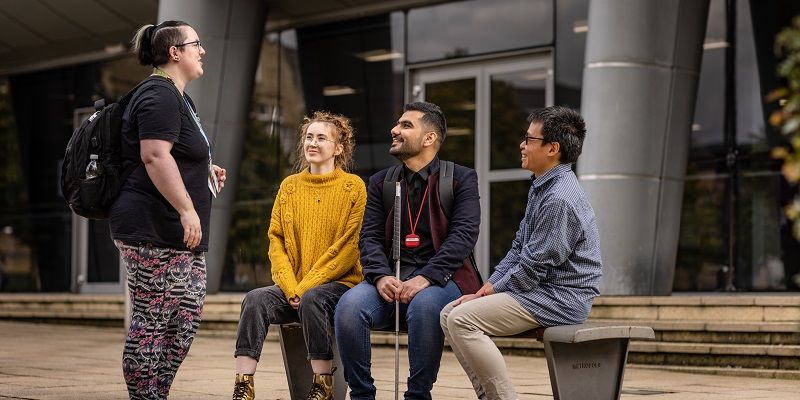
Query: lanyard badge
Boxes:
[
  {"xmin": 183, "ymin": 98, "xmax": 217, "ymax": 197},
  {"xmin": 404, "ymin": 184, "xmax": 429, "ymax": 248}
]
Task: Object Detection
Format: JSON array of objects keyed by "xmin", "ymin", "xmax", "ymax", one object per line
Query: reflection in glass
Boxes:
[
  {"xmin": 734, "ymin": 0, "xmax": 767, "ymax": 152},
  {"xmin": 221, "ymin": 31, "xmax": 303, "ymax": 291},
  {"xmin": 0, "ymin": 78, "xmax": 34, "ymax": 292},
  {"xmin": 678, "ymin": 0, "xmax": 799, "ymax": 291},
  {"xmin": 675, "ymin": 171, "xmax": 729, "ymax": 291},
  {"xmin": 297, "ymin": 13, "xmax": 405, "ymax": 177},
  {"xmin": 555, "ymin": 0, "xmax": 589, "ymax": 109},
  {"xmin": 489, "ymin": 180, "xmax": 532, "ymax": 272},
  {"xmin": 490, "ymin": 70, "xmax": 546, "ymax": 170},
  {"xmin": 407, "ymin": 0, "xmax": 553, "ymax": 63},
  {"xmin": 425, "ymin": 78, "xmax": 476, "ymax": 168},
  {"xmin": 737, "ymin": 161, "xmax": 798, "ymax": 290},
  {"xmin": 690, "ymin": 0, "xmax": 726, "ymax": 157}
]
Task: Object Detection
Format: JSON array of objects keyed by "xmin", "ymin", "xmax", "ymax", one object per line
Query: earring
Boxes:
[{"xmin": 174, "ymin": 57, "xmax": 180, "ymax": 62}]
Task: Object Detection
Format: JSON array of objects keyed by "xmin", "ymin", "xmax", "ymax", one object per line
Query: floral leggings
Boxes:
[{"xmin": 118, "ymin": 242, "xmax": 206, "ymax": 400}]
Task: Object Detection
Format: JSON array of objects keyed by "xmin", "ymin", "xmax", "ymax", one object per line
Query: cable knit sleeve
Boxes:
[
  {"xmin": 294, "ymin": 177, "xmax": 367, "ymax": 298},
  {"xmin": 269, "ymin": 180, "xmax": 299, "ymax": 300}
]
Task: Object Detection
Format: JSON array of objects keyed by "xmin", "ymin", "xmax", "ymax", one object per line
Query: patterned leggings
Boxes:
[{"xmin": 118, "ymin": 242, "xmax": 206, "ymax": 400}]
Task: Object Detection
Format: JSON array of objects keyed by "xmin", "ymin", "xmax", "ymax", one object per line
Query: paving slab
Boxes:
[{"xmin": 0, "ymin": 321, "xmax": 797, "ymax": 399}]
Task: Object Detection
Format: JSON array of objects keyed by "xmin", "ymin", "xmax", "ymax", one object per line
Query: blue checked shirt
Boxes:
[{"xmin": 489, "ymin": 163, "xmax": 602, "ymax": 327}]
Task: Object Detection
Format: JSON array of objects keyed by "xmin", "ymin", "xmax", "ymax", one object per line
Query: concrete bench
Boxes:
[
  {"xmin": 275, "ymin": 323, "xmax": 348, "ymax": 400},
  {"xmin": 512, "ymin": 324, "xmax": 656, "ymax": 400},
  {"xmin": 276, "ymin": 322, "xmax": 654, "ymax": 400}
]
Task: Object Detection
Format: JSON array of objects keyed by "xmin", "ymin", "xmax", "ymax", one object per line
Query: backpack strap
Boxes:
[
  {"xmin": 121, "ymin": 76, "xmax": 186, "ymax": 113},
  {"xmin": 438, "ymin": 160, "xmax": 482, "ymax": 282},
  {"xmin": 438, "ymin": 160, "xmax": 455, "ymax": 219},
  {"xmin": 382, "ymin": 165, "xmax": 404, "ymax": 213}
]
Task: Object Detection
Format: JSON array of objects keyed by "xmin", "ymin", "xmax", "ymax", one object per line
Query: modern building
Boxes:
[{"xmin": 0, "ymin": 0, "xmax": 797, "ymax": 296}]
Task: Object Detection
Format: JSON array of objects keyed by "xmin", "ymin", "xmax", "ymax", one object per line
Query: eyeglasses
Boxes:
[
  {"xmin": 524, "ymin": 136, "xmax": 546, "ymax": 145},
  {"xmin": 304, "ymin": 135, "xmax": 334, "ymax": 145},
  {"xmin": 175, "ymin": 40, "xmax": 203, "ymax": 49}
]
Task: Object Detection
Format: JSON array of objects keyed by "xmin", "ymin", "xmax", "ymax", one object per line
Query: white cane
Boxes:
[{"xmin": 392, "ymin": 182, "xmax": 401, "ymax": 400}]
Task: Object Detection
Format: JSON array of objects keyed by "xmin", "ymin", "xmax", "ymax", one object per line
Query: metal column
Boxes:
[
  {"xmin": 157, "ymin": 0, "xmax": 267, "ymax": 293},
  {"xmin": 577, "ymin": 0, "xmax": 710, "ymax": 295}
]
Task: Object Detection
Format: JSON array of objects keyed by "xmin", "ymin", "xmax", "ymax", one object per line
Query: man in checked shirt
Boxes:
[{"xmin": 440, "ymin": 106, "xmax": 603, "ymax": 400}]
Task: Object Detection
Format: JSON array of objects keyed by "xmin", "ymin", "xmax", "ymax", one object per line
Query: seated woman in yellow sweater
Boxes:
[{"xmin": 232, "ymin": 111, "xmax": 366, "ymax": 400}]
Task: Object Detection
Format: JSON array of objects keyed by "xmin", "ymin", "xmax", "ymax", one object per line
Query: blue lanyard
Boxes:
[{"xmin": 183, "ymin": 97, "xmax": 212, "ymax": 159}]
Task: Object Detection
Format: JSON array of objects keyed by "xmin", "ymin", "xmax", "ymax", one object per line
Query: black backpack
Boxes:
[
  {"xmin": 381, "ymin": 160, "xmax": 480, "ymax": 275},
  {"xmin": 60, "ymin": 77, "xmax": 180, "ymax": 219}
]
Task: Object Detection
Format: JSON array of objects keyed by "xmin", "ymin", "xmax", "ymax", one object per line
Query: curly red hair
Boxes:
[{"xmin": 294, "ymin": 111, "xmax": 356, "ymax": 172}]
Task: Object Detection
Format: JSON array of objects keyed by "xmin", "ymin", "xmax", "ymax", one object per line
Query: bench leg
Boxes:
[
  {"xmin": 543, "ymin": 338, "xmax": 631, "ymax": 400},
  {"xmin": 278, "ymin": 324, "xmax": 347, "ymax": 400}
]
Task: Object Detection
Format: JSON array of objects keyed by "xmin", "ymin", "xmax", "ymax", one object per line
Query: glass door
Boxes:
[{"xmin": 411, "ymin": 54, "xmax": 553, "ymax": 278}]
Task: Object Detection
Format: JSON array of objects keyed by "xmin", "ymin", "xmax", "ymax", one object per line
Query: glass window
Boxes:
[
  {"xmin": 490, "ymin": 69, "xmax": 547, "ymax": 170},
  {"xmin": 407, "ymin": 0, "xmax": 553, "ymax": 63},
  {"xmin": 676, "ymin": 0, "xmax": 800, "ymax": 292},
  {"xmin": 554, "ymin": 0, "xmax": 589, "ymax": 109},
  {"xmin": 689, "ymin": 0, "xmax": 726, "ymax": 159},
  {"xmin": 221, "ymin": 31, "xmax": 304, "ymax": 292},
  {"xmin": 6, "ymin": 63, "xmax": 105, "ymax": 292},
  {"xmin": 674, "ymin": 169, "xmax": 730, "ymax": 291},
  {"xmin": 489, "ymin": 180, "xmax": 531, "ymax": 271},
  {"xmin": 736, "ymin": 160, "xmax": 788, "ymax": 290},
  {"xmin": 0, "ymin": 78, "xmax": 37, "ymax": 292},
  {"xmin": 296, "ymin": 13, "xmax": 405, "ymax": 177},
  {"xmin": 676, "ymin": 0, "xmax": 729, "ymax": 291},
  {"xmin": 424, "ymin": 78, "xmax": 476, "ymax": 168}
]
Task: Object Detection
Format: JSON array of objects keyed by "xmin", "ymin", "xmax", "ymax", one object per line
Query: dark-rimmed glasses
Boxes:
[
  {"xmin": 175, "ymin": 40, "xmax": 202, "ymax": 49},
  {"xmin": 524, "ymin": 136, "xmax": 546, "ymax": 145}
]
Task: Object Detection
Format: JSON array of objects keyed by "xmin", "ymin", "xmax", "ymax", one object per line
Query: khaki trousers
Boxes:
[{"xmin": 440, "ymin": 293, "xmax": 541, "ymax": 400}]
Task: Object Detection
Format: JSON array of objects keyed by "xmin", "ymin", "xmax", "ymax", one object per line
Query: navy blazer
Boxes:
[{"xmin": 359, "ymin": 157, "xmax": 482, "ymax": 294}]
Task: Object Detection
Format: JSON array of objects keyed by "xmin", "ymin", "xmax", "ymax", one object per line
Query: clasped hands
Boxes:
[{"xmin": 376, "ymin": 275, "xmax": 430, "ymax": 303}]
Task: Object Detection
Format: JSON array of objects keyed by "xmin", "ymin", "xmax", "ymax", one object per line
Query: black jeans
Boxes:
[{"xmin": 235, "ymin": 282, "xmax": 349, "ymax": 361}]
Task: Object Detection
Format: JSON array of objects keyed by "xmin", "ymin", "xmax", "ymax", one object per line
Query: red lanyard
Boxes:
[{"xmin": 406, "ymin": 182, "xmax": 429, "ymax": 236}]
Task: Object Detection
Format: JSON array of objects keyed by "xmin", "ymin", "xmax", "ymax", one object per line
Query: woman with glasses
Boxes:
[
  {"xmin": 109, "ymin": 21, "xmax": 225, "ymax": 399},
  {"xmin": 232, "ymin": 111, "xmax": 366, "ymax": 400}
]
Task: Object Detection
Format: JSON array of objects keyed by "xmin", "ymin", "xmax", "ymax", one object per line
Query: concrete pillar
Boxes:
[
  {"xmin": 158, "ymin": 0, "xmax": 267, "ymax": 293},
  {"xmin": 577, "ymin": 0, "xmax": 709, "ymax": 295}
]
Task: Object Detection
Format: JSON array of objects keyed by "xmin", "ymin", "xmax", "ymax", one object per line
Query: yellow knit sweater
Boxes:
[{"xmin": 269, "ymin": 168, "xmax": 366, "ymax": 299}]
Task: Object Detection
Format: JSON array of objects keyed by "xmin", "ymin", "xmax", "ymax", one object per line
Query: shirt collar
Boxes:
[
  {"xmin": 532, "ymin": 163, "xmax": 573, "ymax": 191},
  {"xmin": 403, "ymin": 157, "xmax": 437, "ymax": 182}
]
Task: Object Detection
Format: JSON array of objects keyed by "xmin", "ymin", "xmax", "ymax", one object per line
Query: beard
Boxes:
[{"xmin": 389, "ymin": 136, "xmax": 423, "ymax": 160}]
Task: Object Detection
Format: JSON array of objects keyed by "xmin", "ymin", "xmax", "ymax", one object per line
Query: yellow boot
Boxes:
[
  {"xmin": 232, "ymin": 373, "xmax": 255, "ymax": 400},
  {"xmin": 305, "ymin": 372, "xmax": 334, "ymax": 400}
]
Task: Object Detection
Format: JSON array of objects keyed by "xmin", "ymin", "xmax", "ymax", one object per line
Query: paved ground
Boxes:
[{"xmin": 0, "ymin": 321, "xmax": 797, "ymax": 399}]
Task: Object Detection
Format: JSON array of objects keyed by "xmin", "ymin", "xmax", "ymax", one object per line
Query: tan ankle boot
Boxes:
[
  {"xmin": 305, "ymin": 372, "xmax": 334, "ymax": 400},
  {"xmin": 232, "ymin": 373, "xmax": 255, "ymax": 400}
]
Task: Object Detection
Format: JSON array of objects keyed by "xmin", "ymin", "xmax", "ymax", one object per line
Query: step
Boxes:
[
  {"xmin": 588, "ymin": 319, "xmax": 800, "ymax": 345},
  {"xmin": 628, "ymin": 364, "xmax": 800, "ymax": 380},
  {"xmin": 590, "ymin": 295, "xmax": 800, "ymax": 322}
]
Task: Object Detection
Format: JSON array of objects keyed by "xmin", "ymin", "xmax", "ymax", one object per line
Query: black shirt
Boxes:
[
  {"xmin": 110, "ymin": 76, "xmax": 212, "ymax": 252},
  {"xmin": 399, "ymin": 161, "xmax": 435, "ymax": 277}
]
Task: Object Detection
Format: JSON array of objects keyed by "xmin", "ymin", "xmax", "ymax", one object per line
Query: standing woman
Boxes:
[
  {"xmin": 232, "ymin": 112, "xmax": 366, "ymax": 400},
  {"xmin": 110, "ymin": 21, "xmax": 226, "ymax": 399}
]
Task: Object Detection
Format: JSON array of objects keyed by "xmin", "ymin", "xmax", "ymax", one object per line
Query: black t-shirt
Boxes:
[{"xmin": 110, "ymin": 76, "xmax": 212, "ymax": 252}]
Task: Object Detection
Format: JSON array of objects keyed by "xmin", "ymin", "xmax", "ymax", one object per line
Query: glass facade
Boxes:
[
  {"xmin": 407, "ymin": 0, "xmax": 553, "ymax": 63},
  {"xmin": 220, "ymin": 31, "xmax": 304, "ymax": 291},
  {"xmin": 1, "ymin": 57, "xmax": 148, "ymax": 292},
  {"xmin": 554, "ymin": 0, "xmax": 589, "ymax": 109},
  {"xmin": 675, "ymin": 0, "xmax": 800, "ymax": 291},
  {"xmin": 1, "ymin": 0, "xmax": 798, "ymax": 293}
]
